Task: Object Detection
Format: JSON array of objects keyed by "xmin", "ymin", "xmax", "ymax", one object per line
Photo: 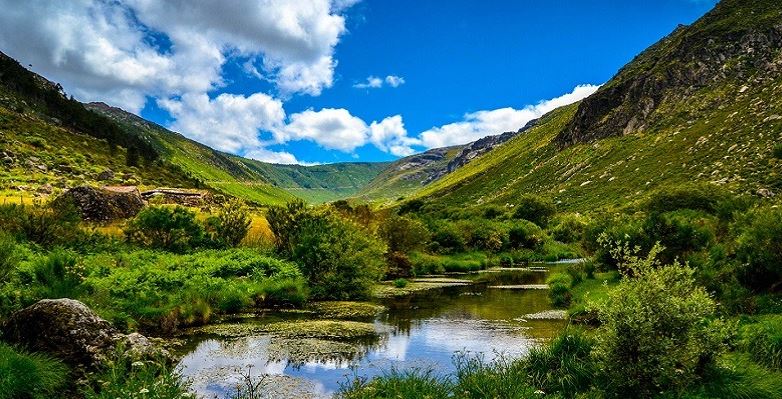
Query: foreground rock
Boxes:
[
  {"xmin": 0, "ymin": 299, "xmax": 171, "ymax": 372},
  {"xmin": 55, "ymin": 185, "xmax": 145, "ymax": 221}
]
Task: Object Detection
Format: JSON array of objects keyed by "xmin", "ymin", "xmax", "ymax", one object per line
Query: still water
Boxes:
[{"xmin": 177, "ymin": 269, "xmax": 566, "ymax": 398}]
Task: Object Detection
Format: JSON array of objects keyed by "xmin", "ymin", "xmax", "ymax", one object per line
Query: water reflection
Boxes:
[{"xmin": 177, "ymin": 269, "xmax": 566, "ymax": 398}]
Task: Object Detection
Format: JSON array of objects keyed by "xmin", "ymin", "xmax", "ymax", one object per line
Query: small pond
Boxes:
[{"xmin": 176, "ymin": 268, "xmax": 566, "ymax": 398}]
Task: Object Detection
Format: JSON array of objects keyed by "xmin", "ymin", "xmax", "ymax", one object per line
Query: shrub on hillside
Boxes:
[
  {"xmin": 645, "ymin": 184, "xmax": 722, "ymax": 215},
  {"xmin": 507, "ymin": 220, "xmax": 544, "ymax": 249},
  {"xmin": 481, "ymin": 205, "xmax": 505, "ymax": 219},
  {"xmin": 0, "ymin": 201, "xmax": 81, "ymax": 247},
  {"xmin": 643, "ymin": 209, "xmax": 716, "ymax": 264},
  {"xmin": 206, "ymin": 198, "xmax": 251, "ymax": 247},
  {"xmin": 773, "ymin": 143, "xmax": 782, "ymax": 159},
  {"xmin": 265, "ymin": 200, "xmax": 307, "ymax": 256},
  {"xmin": 429, "ymin": 223, "xmax": 466, "ymax": 253},
  {"xmin": 125, "ymin": 206, "xmax": 206, "ymax": 252},
  {"xmin": 739, "ymin": 316, "xmax": 782, "ymax": 370},
  {"xmin": 378, "ymin": 215, "xmax": 430, "ymax": 253},
  {"xmin": 735, "ymin": 206, "xmax": 782, "ymax": 292},
  {"xmin": 512, "ymin": 194, "xmax": 556, "ymax": 226},
  {"xmin": 550, "ymin": 213, "xmax": 588, "ymax": 243},
  {"xmin": 593, "ymin": 245, "xmax": 729, "ymax": 397}
]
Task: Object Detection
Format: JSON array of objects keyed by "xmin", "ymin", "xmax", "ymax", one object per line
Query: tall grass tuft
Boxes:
[
  {"xmin": 524, "ymin": 329, "xmax": 595, "ymax": 397},
  {"xmin": 81, "ymin": 349, "xmax": 191, "ymax": 399},
  {"xmin": 0, "ymin": 342, "xmax": 68, "ymax": 399}
]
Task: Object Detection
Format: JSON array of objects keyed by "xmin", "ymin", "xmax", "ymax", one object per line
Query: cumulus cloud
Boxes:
[
  {"xmin": 158, "ymin": 92, "xmax": 285, "ymax": 153},
  {"xmin": 0, "ymin": 0, "xmax": 355, "ymax": 111},
  {"xmin": 370, "ymin": 115, "xmax": 420, "ymax": 156},
  {"xmin": 353, "ymin": 75, "xmax": 406, "ymax": 89},
  {"xmin": 419, "ymin": 84, "xmax": 600, "ymax": 148}
]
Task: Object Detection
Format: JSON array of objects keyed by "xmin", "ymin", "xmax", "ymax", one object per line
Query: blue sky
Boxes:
[{"xmin": 0, "ymin": 0, "xmax": 718, "ymax": 164}]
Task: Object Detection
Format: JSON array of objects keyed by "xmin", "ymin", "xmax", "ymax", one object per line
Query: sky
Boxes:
[{"xmin": 0, "ymin": 0, "xmax": 718, "ymax": 165}]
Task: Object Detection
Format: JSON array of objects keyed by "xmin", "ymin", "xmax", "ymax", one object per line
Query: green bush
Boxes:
[
  {"xmin": 482, "ymin": 205, "xmax": 505, "ymax": 219},
  {"xmin": 551, "ymin": 213, "xmax": 588, "ymax": 243},
  {"xmin": 385, "ymin": 251, "xmax": 413, "ymax": 278},
  {"xmin": 593, "ymin": 246, "xmax": 729, "ymax": 397},
  {"xmin": 547, "ymin": 273, "xmax": 573, "ymax": 307},
  {"xmin": 645, "ymin": 184, "xmax": 723, "ymax": 215},
  {"xmin": 512, "ymin": 194, "xmax": 556, "ymax": 226},
  {"xmin": 643, "ymin": 210, "xmax": 716, "ymax": 264},
  {"xmin": 772, "ymin": 143, "xmax": 782, "ymax": 159},
  {"xmin": 394, "ymin": 278, "xmax": 409, "ymax": 288},
  {"xmin": 289, "ymin": 211, "xmax": 386, "ymax": 300},
  {"xmin": 429, "ymin": 223, "xmax": 466, "ymax": 253},
  {"xmin": 207, "ymin": 198, "xmax": 251, "ymax": 247},
  {"xmin": 125, "ymin": 206, "xmax": 206, "ymax": 252},
  {"xmin": 525, "ymin": 329, "xmax": 596, "ymax": 397},
  {"xmin": 735, "ymin": 206, "xmax": 782, "ymax": 292},
  {"xmin": 378, "ymin": 215, "xmax": 430, "ymax": 253},
  {"xmin": 507, "ymin": 220, "xmax": 544, "ymax": 249},
  {"xmin": 266, "ymin": 200, "xmax": 307, "ymax": 256},
  {"xmin": 30, "ymin": 249, "xmax": 85, "ymax": 299},
  {"xmin": 0, "ymin": 201, "xmax": 81, "ymax": 247},
  {"xmin": 0, "ymin": 342, "xmax": 68, "ymax": 399}
]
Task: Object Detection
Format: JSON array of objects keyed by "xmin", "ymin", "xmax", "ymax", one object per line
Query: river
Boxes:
[{"xmin": 176, "ymin": 268, "xmax": 566, "ymax": 398}]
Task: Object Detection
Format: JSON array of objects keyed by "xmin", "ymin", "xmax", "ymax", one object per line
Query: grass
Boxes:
[
  {"xmin": 81, "ymin": 350, "xmax": 191, "ymax": 399},
  {"xmin": 0, "ymin": 342, "xmax": 68, "ymax": 399}
]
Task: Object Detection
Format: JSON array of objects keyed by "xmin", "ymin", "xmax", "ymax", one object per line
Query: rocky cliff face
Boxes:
[{"xmin": 556, "ymin": 0, "xmax": 782, "ymax": 147}]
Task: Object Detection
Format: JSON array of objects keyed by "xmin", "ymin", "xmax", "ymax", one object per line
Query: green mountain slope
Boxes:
[
  {"xmin": 413, "ymin": 0, "xmax": 782, "ymax": 211},
  {"xmin": 87, "ymin": 103, "xmax": 387, "ymax": 204},
  {"xmin": 357, "ymin": 146, "xmax": 463, "ymax": 201}
]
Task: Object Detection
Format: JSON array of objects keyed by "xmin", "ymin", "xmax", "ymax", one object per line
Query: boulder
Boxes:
[
  {"xmin": 0, "ymin": 299, "xmax": 171, "ymax": 372},
  {"xmin": 55, "ymin": 185, "xmax": 145, "ymax": 221}
]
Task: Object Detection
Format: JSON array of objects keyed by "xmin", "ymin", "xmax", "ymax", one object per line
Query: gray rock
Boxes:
[
  {"xmin": 0, "ymin": 299, "xmax": 171, "ymax": 373},
  {"xmin": 54, "ymin": 185, "xmax": 145, "ymax": 221}
]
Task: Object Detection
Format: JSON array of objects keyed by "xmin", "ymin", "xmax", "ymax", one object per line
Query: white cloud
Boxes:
[
  {"xmin": 384, "ymin": 75, "xmax": 405, "ymax": 87},
  {"xmin": 419, "ymin": 84, "xmax": 600, "ymax": 148},
  {"xmin": 0, "ymin": 0, "xmax": 357, "ymax": 111},
  {"xmin": 353, "ymin": 76, "xmax": 384, "ymax": 89},
  {"xmin": 158, "ymin": 92, "xmax": 285, "ymax": 154},
  {"xmin": 353, "ymin": 75, "xmax": 406, "ymax": 89},
  {"xmin": 282, "ymin": 108, "xmax": 369, "ymax": 152},
  {"xmin": 370, "ymin": 115, "xmax": 419, "ymax": 156}
]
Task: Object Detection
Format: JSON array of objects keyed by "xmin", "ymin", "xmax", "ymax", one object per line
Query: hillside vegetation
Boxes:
[{"xmin": 406, "ymin": 0, "xmax": 781, "ymax": 212}]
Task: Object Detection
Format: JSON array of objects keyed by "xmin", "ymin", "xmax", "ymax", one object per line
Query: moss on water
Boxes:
[
  {"xmin": 372, "ymin": 278, "xmax": 471, "ymax": 298},
  {"xmin": 191, "ymin": 319, "xmax": 380, "ymax": 340},
  {"xmin": 308, "ymin": 301, "xmax": 386, "ymax": 320}
]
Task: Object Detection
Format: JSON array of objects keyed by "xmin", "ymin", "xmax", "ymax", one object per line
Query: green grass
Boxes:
[
  {"xmin": 0, "ymin": 342, "xmax": 68, "ymax": 399},
  {"xmin": 81, "ymin": 350, "xmax": 190, "ymax": 399}
]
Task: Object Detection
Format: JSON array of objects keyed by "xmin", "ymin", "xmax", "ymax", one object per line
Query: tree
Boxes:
[
  {"xmin": 735, "ymin": 206, "xmax": 782, "ymax": 292},
  {"xmin": 265, "ymin": 200, "xmax": 307, "ymax": 256}
]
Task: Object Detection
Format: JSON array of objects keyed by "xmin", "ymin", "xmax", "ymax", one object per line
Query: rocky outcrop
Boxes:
[
  {"xmin": 556, "ymin": 0, "xmax": 782, "ymax": 147},
  {"xmin": 0, "ymin": 299, "xmax": 171, "ymax": 373},
  {"xmin": 54, "ymin": 185, "xmax": 145, "ymax": 221},
  {"xmin": 141, "ymin": 188, "xmax": 208, "ymax": 206}
]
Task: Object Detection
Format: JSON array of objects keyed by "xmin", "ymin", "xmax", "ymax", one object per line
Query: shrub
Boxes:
[
  {"xmin": 739, "ymin": 316, "xmax": 782, "ymax": 370},
  {"xmin": 524, "ymin": 329, "xmax": 596, "ymax": 397},
  {"xmin": 512, "ymin": 195, "xmax": 556, "ymax": 226},
  {"xmin": 735, "ymin": 207, "xmax": 782, "ymax": 292},
  {"xmin": 0, "ymin": 201, "xmax": 81, "ymax": 247},
  {"xmin": 773, "ymin": 143, "xmax": 782, "ymax": 159},
  {"xmin": 643, "ymin": 210, "xmax": 716, "ymax": 264},
  {"xmin": 385, "ymin": 251, "xmax": 413, "ymax": 279},
  {"xmin": 398, "ymin": 199, "xmax": 425, "ymax": 215},
  {"xmin": 31, "ymin": 249, "xmax": 85, "ymax": 299},
  {"xmin": 0, "ymin": 342, "xmax": 68, "ymax": 399},
  {"xmin": 430, "ymin": 223, "xmax": 465, "ymax": 253},
  {"xmin": 551, "ymin": 213, "xmax": 588, "ymax": 243},
  {"xmin": 208, "ymin": 198, "xmax": 251, "ymax": 247},
  {"xmin": 394, "ymin": 278, "xmax": 409, "ymax": 288},
  {"xmin": 593, "ymin": 245, "xmax": 729, "ymax": 397},
  {"xmin": 547, "ymin": 273, "xmax": 573, "ymax": 307},
  {"xmin": 265, "ymin": 200, "xmax": 307, "ymax": 256},
  {"xmin": 289, "ymin": 211, "xmax": 386, "ymax": 300},
  {"xmin": 125, "ymin": 206, "xmax": 206, "ymax": 252},
  {"xmin": 378, "ymin": 215, "xmax": 430, "ymax": 253},
  {"xmin": 482, "ymin": 206, "xmax": 505, "ymax": 219},
  {"xmin": 645, "ymin": 184, "xmax": 722, "ymax": 215},
  {"xmin": 507, "ymin": 220, "xmax": 544, "ymax": 249}
]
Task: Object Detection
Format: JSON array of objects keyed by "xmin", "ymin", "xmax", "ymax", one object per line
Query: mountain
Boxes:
[
  {"xmin": 409, "ymin": 0, "xmax": 782, "ymax": 211},
  {"xmin": 358, "ymin": 119, "xmax": 540, "ymax": 201},
  {"xmin": 0, "ymin": 50, "xmax": 386, "ymax": 205},
  {"xmin": 87, "ymin": 103, "xmax": 387, "ymax": 204}
]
